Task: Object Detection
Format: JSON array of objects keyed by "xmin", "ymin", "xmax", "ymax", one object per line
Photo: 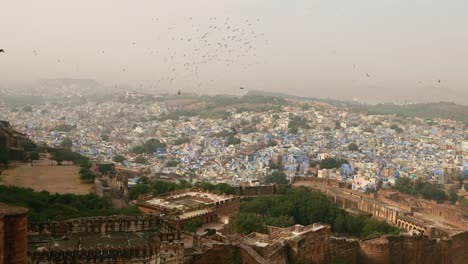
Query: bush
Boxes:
[
  {"xmin": 134, "ymin": 155, "xmax": 148, "ymax": 164},
  {"xmin": 230, "ymin": 213, "xmax": 268, "ymax": 234},
  {"xmin": 0, "ymin": 185, "xmax": 141, "ymax": 221},
  {"xmin": 112, "ymin": 155, "xmax": 126, "ymax": 163},
  {"xmin": 184, "ymin": 218, "xmax": 204, "ymax": 233},
  {"xmin": 132, "ymin": 139, "xmax": 166, "ymax": 154},
  {"xmin": 348, "ymin": 143, "xmax": 359, "ymax": 152},
  {"xmin": 265, "ymin": 171, "xmax": 288, "ymax": 185},
  {"xmin": 166, "ymin": 160, "xmax": 179, "ymax": 167}
]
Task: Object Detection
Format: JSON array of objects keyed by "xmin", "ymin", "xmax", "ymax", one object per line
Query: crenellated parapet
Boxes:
[
  {"xmin": 28, "ymin": 214, "xmax": 179, "ymax": 238},
  {"xmin": 28, "ymin": 245, "xmax": 160, "ymax": 263}
]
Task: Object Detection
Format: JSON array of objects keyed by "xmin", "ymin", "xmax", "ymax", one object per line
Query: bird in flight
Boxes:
[
  {"xmin": 240, "ymin": 87, "xmax": 244, "ymax": 90},
  {"xmin": 177, "ymin": 90, "xmax": 181, "ymax": 95},
  {"xmin": 0, "ymin": 49, "xmax": 5, "ymax": 53},
  {"xmin": 365, "ymin": 73, "xmax": 370, "ymax": 77}
]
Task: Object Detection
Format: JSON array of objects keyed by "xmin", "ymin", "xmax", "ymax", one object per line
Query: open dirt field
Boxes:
[{"xmin": 0, "ymin": 162, "xmax": 93, "ymax": 195}]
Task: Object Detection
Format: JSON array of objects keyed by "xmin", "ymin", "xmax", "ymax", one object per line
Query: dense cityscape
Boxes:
[{"xmin": 1, "ymin": 1, "xmax": 468, "ymax": 263}]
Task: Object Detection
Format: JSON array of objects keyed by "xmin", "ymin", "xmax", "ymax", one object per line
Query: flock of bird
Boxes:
[
  {"xmin": 0, "ymin": 16, "xmax": 448, "ymax": 94},
  {"xmin": 143, "ymin": 16, "xmax": 268, "ymax": 93},
  {"xmin": 1, "ymin": 17, "xmax": 267, "ymax": 95}
]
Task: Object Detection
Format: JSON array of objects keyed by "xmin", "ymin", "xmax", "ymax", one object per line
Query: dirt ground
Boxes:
[{"xmin": 0, "ymin": 162, "xmax": 93, "ymax": 195}]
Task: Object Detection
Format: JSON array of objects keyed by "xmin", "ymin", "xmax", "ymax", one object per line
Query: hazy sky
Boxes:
[{"xmin": 1, "ymin": 0, "xmax": 468, "ymax": 97}]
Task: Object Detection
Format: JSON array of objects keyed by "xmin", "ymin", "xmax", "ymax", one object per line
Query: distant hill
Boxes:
[
  {"xmin": 348, "ymin": 102, "xmax": 468, "ymax": 125},
  {"xmin": 244, "ymin": 89, "xmax": 468, "ymax": 125}
]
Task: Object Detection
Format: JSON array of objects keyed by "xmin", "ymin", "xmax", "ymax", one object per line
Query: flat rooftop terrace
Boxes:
[{"xmin": 145, "ymin": 191, "xmax": 233, "ymax": 211}]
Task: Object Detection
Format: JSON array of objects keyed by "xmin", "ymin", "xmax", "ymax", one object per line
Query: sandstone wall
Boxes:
[{"xmin": 0, "ymin": 209, "xmax": 28, "ymax": 264}]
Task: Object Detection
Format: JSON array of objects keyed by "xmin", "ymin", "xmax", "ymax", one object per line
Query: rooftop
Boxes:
[{"xmin": 143, "ymin": 189, "xmax": 235, "ymax": 212}]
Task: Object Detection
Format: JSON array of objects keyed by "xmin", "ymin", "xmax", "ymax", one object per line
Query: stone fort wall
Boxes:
[
  {"xmin": 28, "ymin": 214, "xmax": 179, "ymax": 239},
  {"xmin": 326, "ymin": 231, "xmax": 468, "ymax": 264}
]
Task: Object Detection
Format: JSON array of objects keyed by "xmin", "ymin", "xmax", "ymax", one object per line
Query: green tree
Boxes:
[
  {"xmin": 132, "ymin": 139, "xmax": 166, "ymax": 154},
  {"xmin": 289, "ymin": 127, "xmax": 299, "ymax": 134},
  {"xmin": 449, "ymin": 191, "xmax": 458, "ymax": 204},
  {"xmin": 267, "ymin": 140, "xmax": 278, "ymax": 147},
  {"xmin": 22, "ymin": 139, "xmax": 37, "ymax": 151},
  {"xmin": 394, "ymin": 177, "xmax": 415, "ymax": 195},
  {"xmin": 134, "ymin": 155, "xmax": 148, "ymax": 164},
  {"xmin": 418, "ymin": 183, "xmax": 447, "ymax": 201},
  {"xmin": 265, "ymin": 171, "xmax": 289, "ymax": 185},
  {"xmin": 226, "ymin": 136, "xmax": 241, "ymax": 145},
  {"xmin": 60, "ymin": 138, "xmax": 73, "ymax": 149},
  {"xmin": 390, "ymin": 124, "xmax": 404, "ymax": 133},
  {"xmin": 230, "ymin": 213, "xmax": 268, "ymax": 234},
  {"xmin": 174, "ymin": 137, "xmax": 190, "ymax": 145},
  {"xmin": 0, "ymin": 146, "xmax": 9, "ymax": 167},
  {"xmin": 79, "ymin": 167, "xmax": 95, "ymax": 182},
  {"xmin": 184, "ymin": 218, "xmax": 204, "ymax": 233},
  {"xmin": 348, "ymin": 143, "xmax": 359, "ymax": 152},
  {"xmin": 166, "ymin": 160, "xmax": 179, "ymax": 167},
  {"xmin": 29, "ymin": 151, "xmax": 40, "ymax": 160},
  {"xmin": 319, "ymin": 157, "xmax": 348, "ymax": 169},
  {"xmin": 56, "ymin": 124, "xmax": 76, "ymax": 132},
  {"xmin": 0, "ymin": 185, "xmax": 140, "ymax": 221},
  {"xmin": 128, "ymin": 184, "xmax": 151, "ymax": 200},
  {"xmin": 112, "ymin": 155, "xmax": 126, "ymax": 163}
]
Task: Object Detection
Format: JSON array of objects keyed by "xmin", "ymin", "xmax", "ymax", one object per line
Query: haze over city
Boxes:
[{"xmin": 1, "ymin": 0, "xmax": 468, "ymax": 103}]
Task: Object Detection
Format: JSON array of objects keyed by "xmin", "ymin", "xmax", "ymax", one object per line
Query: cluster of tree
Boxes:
[
  {"xmin": 230, "ymin": 187, "xmax": 400, "ymax": 238},
  {"xmin": 265, "ymin": 171, "xmax": 289, "ymax": 185},
  {"xmin": 390, "ymin": 124, "xmax": 404, "ymax": 133},
  {"xmin": 174, "ymin": 137, "xmax": 190, "ymax": 145},
  {"xmin": 393, "ymin": 177, "xmax": 455, "ymax": 202},
  {"xmin": 97, "ymin": 164, "xmax": 114, "ymax": 175},
  {"xmin": 128, "ymin": 179, "xmax": 236, "ymax": 201},
  {"xmin": 226, "ymin": 136, "xmax": 241, "ymax": 146},
  {"xmin": 48, "ymin": 147, "xmax": 96, "ymax": 182},
  {"xmin": 288, "ymin": 115, "xmax": 311, "ymax": 132},
  {"xmin": 203, "ymin": 94, "xmax": 288, "ymax": 109},
  {"xmin": 235, "ymin": 105, "xmax": 282, "ymax": 114},
  {"xmin": 195, "ymin": 182, "xmax": 236, "ymax": 195},
  {"xmin": 310, "ymin": 157, "xmax": 349, "ymax": 169},
  {"xmin": 55, "ymin": 124, "xmax": 76, "ymax": 132},
  {"xmin": 112, "ymin": 155, "xmax": 126, "ymax": 163},
  {"xmin": 131, "ymin": 139, "xmax": 166, "ymax": 154},
  {"xmin": 0, "ymin": 145, "xmax": 9, "ymax": 168},
  {"xmin": 267, "ymin": 140, "xmax": 278, "ymax": 147},
  {"xmin": 241, "ymin": 126, "xmax": 258, "ymax": 134},
  {"xmin": 134, "ymin": 155, "xmax": 148, "ymax": 164},
  {"xmin": 165, "ymin": 160, "xmax": 179, "ymax": 167},
  {"xmin": 347, "ymin": 143, "xmax": 359, "ymax": 152},
  {"xmin": 60, "ymin": 137, "xmax": 73, "ymax": 149},
  {"xmin": 0, "ymin": 185, "xmax": 141, "ymax": 222},
  {"xmin": 158, "ymin": 109, "xmax": 197, "ymax": 121},
  {"xmin": 184, "ymin": 218, "xmax": 204, "ymax": 233},
  {"xmin": 48, "ymin": 148, "xmax": 89, "ymax": 166},
  {"xmin": 350, "ymin": 102, "xmax": 468, "ymax": 126}
]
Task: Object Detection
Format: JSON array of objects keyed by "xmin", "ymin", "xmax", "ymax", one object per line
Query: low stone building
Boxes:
[{"xmin": 136, "ymin": 188, "xmax": 240, "ymax": 228}]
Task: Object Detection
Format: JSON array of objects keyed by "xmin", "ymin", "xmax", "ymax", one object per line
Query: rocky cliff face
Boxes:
[{"xmin": 0, "ymin": 121, "xmax": 27, "ymax": 161}]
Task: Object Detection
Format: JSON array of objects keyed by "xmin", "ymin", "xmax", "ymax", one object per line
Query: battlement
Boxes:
[{"xmin": 28, "ymin": 214, "xmax": 179, "ymax": 238}]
